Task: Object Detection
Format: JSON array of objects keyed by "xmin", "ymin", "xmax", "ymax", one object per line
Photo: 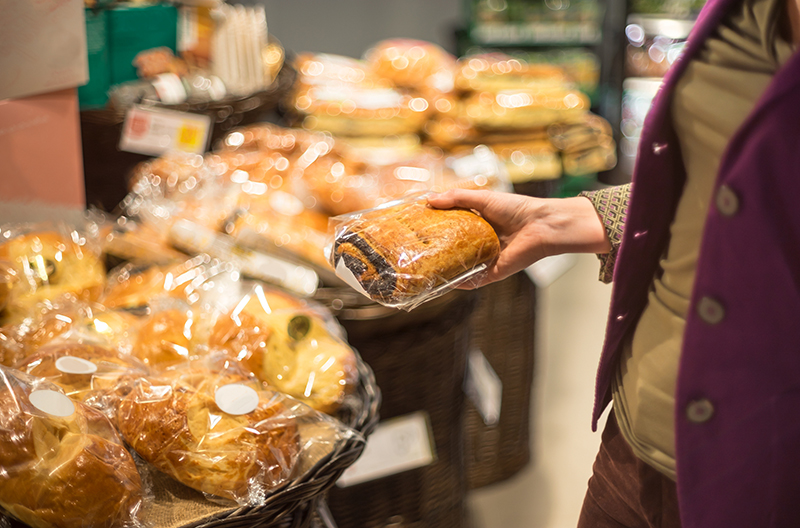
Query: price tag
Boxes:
[
  {"xmin": 119, "ymin": 105, "xmax": 212, "ymax": 157},
  {"xmin": 465, "ymin": 349, "xmax": 502, "ymax": 426},
  {"xmin": 337, "ymin": 412, "xmax": 436, "ymax": 487}
]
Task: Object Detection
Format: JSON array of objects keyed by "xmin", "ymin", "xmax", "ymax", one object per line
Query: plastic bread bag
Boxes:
[
  {"xmin": 441, "ymin": 144, "xmax": 513, "ymax": 193},
  {"xmin": 454, "ymin": 52, "xmax": 569, "ymax": 93},
  {"xmin": 0, "ymin": 222, "xmax": 106, "ymax": 325},
  {"xmin": 328, "ymin": 192, "xmax": 501, "ymax": 311},
  {"xmin": 547, "ymin": 113, "xmax": 615, "ymax": 153},
  {"xmin": 225, "ymin": 193, "xmax": 337, "ymax": 284},
  {"xmin": 116, "ymin": 353, "xmax": 362, "ymax": 506},
  {"xmin": 293, "ymin": 82, "xmax": 432, "ymax": 137},
  {"xmin": 0, "ymin": 298, "xmax": 140, "ymax": 368},
  {"xmin": 12, "ymin": 341, "xmax": 149, "ymax": 422},
  {"xmin": 364, "ymin": 39, "xmax": 456, "ymax": 92},
  {"xmin": 0, "ymin": 366, "xmax": 144, "ymax": 528},
  {"xmin": 460, "ymin": 86, "xmax": 590, "ymax": 130},
  {"xmin": 461, "ymin": 141, "xmax": 562, "ymax": 184},
  {"xmin": 294, "ymin": 52, "xmax": 390, "ymax": 91},
  {"xmin": 206, "ymin": 283, "xmax": 359, "ymax": 414}
]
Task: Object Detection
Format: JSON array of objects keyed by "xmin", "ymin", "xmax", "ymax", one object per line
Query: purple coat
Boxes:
[{"xmin": 592, "ymin": 0, "xmax": 800, "ymax": 525}]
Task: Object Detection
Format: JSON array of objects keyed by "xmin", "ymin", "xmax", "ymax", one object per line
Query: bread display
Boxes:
[
  {"xmin": 482, "ymin": 140, "xmax": 562, "ymax": 183},
  {"xmin": 209, "ymin": 286, "xmax": 358, "ymax": 413},
  {"xmin": 0, "ymin": 227, "xmax": 105, "ymax": 324},
  {"xmin": 117, "ymin": 358, "xmax": 301, "ymax": 503},
  {"xmin": 131, "ymin": 308, "xmax": 195, "ymax": 369},
  {"xmin": 13, "ymin": 343, "xmax": 148, "ymax": 419},
  {"xmin": 0, "ymin": 367, "xmax": 142, "ymax": 528},
  {"xmin": 331, "ymin": 196, "xmax": 501, "ymax": 307}
]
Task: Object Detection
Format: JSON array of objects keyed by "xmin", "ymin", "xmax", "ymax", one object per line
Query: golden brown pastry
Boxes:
[
  {"xmin": 454, "ymin": 53, "xmax": 568, "ymax": 93},
  {"xmin": 131, "ymin": 309, "xmax": 193, "ymax": 369},
  {"xmin": 461, "ymin": 87, "xmax": 590, "ymax": 130},
  {"xmin": 14, "ymin": 343, "xmax": 147, "ymax": 417},
  {"xmin": 0, "ymin": 260, "xmax": 16, "ymax": 313},
  {"xmin": 101, "ymin": 261, "xmax": 203, "ymax": 311},
  {"xmin": 0, "ymin": 367, "xmax": 142, "ymax": 528},
  {"xmin": 209, "ymin": 289, "xmax": 358, "ymax": 413},
  {"xmin": 332, "ymin": 198, "xmax": 501, "ymax": 305},
  {"xmin": 0, "ymin": 302, "xmax": 138, "ymax": 368},
  {"xmin": 486, "ymin": 140, "xmax": 563, "ymax": 183},
  {"xmin": 365, "ymin": 39, "xmax": 456, "ymax": 91},
  {"xmin": 0, "ymin": 229, "xmax": 105, "ymax": 324},
  {"xmin": 117, "ymin": 359, "xmax": 300, "ymax": 502}
]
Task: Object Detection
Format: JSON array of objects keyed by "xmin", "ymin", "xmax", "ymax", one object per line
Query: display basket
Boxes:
[
  {"xmin": 2, "ymin": 351, "xmax": 380, "ymax": 528},
  {"xmin": 325, "ymin": 292, "xmax": 477, "ymax": 528},
  {"xmin": 464, "ymin": 271, "xmax": 537, "ymax": 490}
]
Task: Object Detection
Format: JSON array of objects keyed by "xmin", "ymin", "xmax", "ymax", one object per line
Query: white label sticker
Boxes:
[
  {"xmin": 119, "ymin": 105, "xmax": 212, "ymax": 157},
  {"xmin": 465, "ymin": 349, "xmax": 503, "ymax": 426},
  {"xmin": 55, "ymin": 356, "xmax": 98, "ymax": 375},
  {"xmin": 337, "ymin": 411, "xmax": 436, "ymax": 487},
  {"xmin": 215, "ymin": 384, "xmax": 259, "ymax": 415},
  {"xmin": 335, "ymin": 258, "xmax": 371, "ymax": 299},
  {"xmin": 29, "ymin": 390, "xmax": 75, "ymax": 417}
]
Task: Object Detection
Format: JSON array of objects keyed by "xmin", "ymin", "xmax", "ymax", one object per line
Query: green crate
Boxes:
[
  {"xmin": 108, "ymin": 4, "xmax": 178, "ymax": 85},
  {"xmin": 78, "ymin": 8, "xmax": 111, "ymax": 109}
]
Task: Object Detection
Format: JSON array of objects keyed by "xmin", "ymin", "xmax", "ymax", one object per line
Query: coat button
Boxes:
[
  {"xmin": 652, "ymin": 142, "xmax": 668, "ymax": 155},
  {"xmin": 697, "ymin": 296, "xmax": 725, "ymax": 324},
  {"xmin": 715, "ymin": 185, "xmax": 739, "ymax": 217},
  {"xmin": 686, "ymin": 398, "xmax": 714, "ymax": 423}
]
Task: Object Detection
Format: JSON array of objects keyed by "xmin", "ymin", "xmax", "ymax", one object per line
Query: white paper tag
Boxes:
[
  {"xmin": 335, "ymin": 257, "xmax": 371, "ymax": 299},
  {"xmin": 29, "ymin": 390, "xmax": 75, "ymax": 417},
  {"xmin": 215, "ymin": 384, "xmax": 259, "ymax": 415},
  {"xmin": 120, "ymin": 105, "xmax": 212, "ymax": 157},
  {"xmin": 55, "ymin": 356, "xmax": 98, "ymax": 375},
  {"xmin": 337, "ymin": 412, "xmax": 436, "ymax": 487},
  {"xmin": 465, "ymin": 349, "xmax": 502, "ymax": 426},
  {"xmin": 151, "ymin": 73, "xmax": 188, "ymax": 105}
]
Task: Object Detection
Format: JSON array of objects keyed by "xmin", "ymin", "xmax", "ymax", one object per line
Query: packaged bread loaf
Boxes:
[
  {"xmin": 454, "ymin": 53, "xmax": 568, "ymax": 93},
  {"xmin": 329, "ymin": 193, "xmax": 500, "ymax": 310},
  {"xmin": 0, "ymin": 223, "xmax": 105, "ymax": 324},
  {"xmin": 364, "ymin": 39, "xmax": 456, "ymax": 92},
  {"xmin": 0, "ymin": 366, "xmax": 143, "ymax": 528},
  {"xmin": 117, "ymin": 355, "xmax": 302, "ymax": 504},
  {"xmin": 208, "ymin": 285, "xmax": 358, "ymax": 413}
]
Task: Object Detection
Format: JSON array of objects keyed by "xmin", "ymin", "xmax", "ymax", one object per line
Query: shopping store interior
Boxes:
[{"xmin": 0, "ymin": 0, "xmax": 700, "ymax": 526}]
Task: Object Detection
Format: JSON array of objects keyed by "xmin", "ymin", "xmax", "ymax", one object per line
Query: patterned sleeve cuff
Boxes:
[{"xmin": 578, "ymin": 184, "xmax": 631, "ymax": 283}]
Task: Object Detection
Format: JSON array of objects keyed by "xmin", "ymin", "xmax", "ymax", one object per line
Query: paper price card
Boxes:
[
  {"xmin": 337, "ymin": 411, "xmax": 436, "ymax": 487},
  {"xmin": 120, "ymin": 105, "xmax": 212, "ymax": 156}
]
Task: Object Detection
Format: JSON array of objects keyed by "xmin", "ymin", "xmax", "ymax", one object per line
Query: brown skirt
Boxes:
[{"xmin": 577, "ymin": 411, "xmax": 681, "ymax": 528}]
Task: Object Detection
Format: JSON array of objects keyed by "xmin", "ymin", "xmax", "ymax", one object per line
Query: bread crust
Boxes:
[{"xmin": 333, "ymin": 200, "xmax": 500, "ymax": 304}]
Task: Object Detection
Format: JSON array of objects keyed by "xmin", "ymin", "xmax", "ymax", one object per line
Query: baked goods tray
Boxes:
[{"xmin": 3, "ymin": 352, "xmax": 380, "ymax": 528}]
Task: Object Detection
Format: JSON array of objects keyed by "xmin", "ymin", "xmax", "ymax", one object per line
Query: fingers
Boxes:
[{"xmin": 427, "ymin": 189, "xmax": 493, "ymax": 212}]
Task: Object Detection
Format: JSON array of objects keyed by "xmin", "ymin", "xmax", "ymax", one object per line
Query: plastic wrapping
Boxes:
[
  {"xmin": 454, "ymin": 53, "xmax": 569, "ymax": 93},
  {"xmin": 294, "ymin": 53, "xmax": 390, "ymax": 91},
  {"xmin": 207, "ymin": 284, "xmax": 359, "ymax": 413},
  {"xmin": 461, "ymin": 86, "xmax": 590, "ymax": 130},
  {"xmin": 0, "ymin": 366, "xmax": 143, "ymax": 528},
  {"xmin": 13, "ymin": 342, "xmax": 148, "ymax": 420},
  {"xmin": 117, "ymin": 353, "xmax": 359, "ymax": 505},
  {"xmin": 364, "ymin": 39, "xmax": 456, "ymax": 92},
  {"xmin": 329, "ymin": 193, "xmax": 501, "ymax": 310},
  {"xmin": 548, "ymin": 113, "xmax": 618, "ymax": 176},
  {"xmin": 0, "ymin": 299, "xmax": 138, "ymax": 368},
  {"xmin": 0, "ymin": 223, "xmax": 106, "ymax": 324},
  {"xmin": 0, "ymin": 261, "xmax": 16, "ymax": 313},
  {"xmin": 293, "ymin": 83, "xmax": 431, "ymax": 137},
  {"xmin": 480, "ymin": 141, "xmax": 562, "ymax": 183}
]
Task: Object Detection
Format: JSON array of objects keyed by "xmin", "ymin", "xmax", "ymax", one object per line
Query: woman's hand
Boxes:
[{"xmin": 428, "ymin": 189, "xmax": 611, "ymax": 287}]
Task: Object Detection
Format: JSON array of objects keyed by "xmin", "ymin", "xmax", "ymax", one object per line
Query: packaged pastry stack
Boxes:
[{"xmin": 0, "ymin": 227, "xmax": 370, "ymax": 526}]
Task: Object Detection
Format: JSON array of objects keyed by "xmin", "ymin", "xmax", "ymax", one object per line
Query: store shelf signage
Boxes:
[{"xmin": 119, "ymin": 105, "xmax": 211, "ymax": 156}]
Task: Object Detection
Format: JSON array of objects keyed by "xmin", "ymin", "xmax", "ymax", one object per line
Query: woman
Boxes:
[{"xmin": 429, "ymin": 0, "xmax": 799, "ymax": 524}]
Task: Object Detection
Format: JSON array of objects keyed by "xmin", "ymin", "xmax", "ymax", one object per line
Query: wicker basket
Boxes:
[
  {"xmin": 3, "ymin": 352, "xmax": 379, "ymax": 528},
  {"xmin": 325, "ymin": 292, "xmax": 477, "ymax": 528},
  {"xmin": 464, "ymin": 272, "xmax": 537, "ymax": 490}
]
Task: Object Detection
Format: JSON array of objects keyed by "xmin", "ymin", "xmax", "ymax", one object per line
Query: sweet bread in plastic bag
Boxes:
[
  {"xmin": 0, "ymin": 366, "xmax": 142, "ymax": 528},
  {"xmin": 330, "ymin": 193, "xmax": 500, "ymax": 310},
  {"xmin": 117, "ymin": 356, "xmax": 301, "ymax": 504}
]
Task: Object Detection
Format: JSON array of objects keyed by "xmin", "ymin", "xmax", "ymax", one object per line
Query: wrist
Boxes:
[{"xmin": 537, "ymin": 197, "xmax": 611, "ymax": 257}]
